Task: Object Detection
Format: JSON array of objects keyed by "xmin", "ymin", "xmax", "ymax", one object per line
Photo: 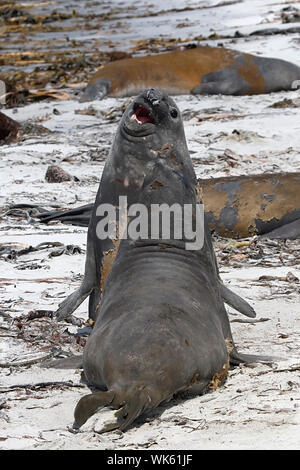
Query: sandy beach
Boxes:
[{"xmin": 0, "ymin": 0, "xmax": 299, "ymax": 450}]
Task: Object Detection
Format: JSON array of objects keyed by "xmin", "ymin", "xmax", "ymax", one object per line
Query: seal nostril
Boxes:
[{"xmin": 145, "ymin": 88, "xmax": 163, "ymax": 107}]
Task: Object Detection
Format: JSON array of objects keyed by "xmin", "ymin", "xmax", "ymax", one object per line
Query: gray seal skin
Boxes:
[
  {"xmin": 55, "ymin": 89, "xmax": 256, "ymax": 323},
  {"xmin": 73, "ymin": 89, "xmax": 276, "ymax": 432}
]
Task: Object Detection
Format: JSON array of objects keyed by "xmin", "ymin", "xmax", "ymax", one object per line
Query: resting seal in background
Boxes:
[
  {"xmin": 200, "ymin": 173, "xmax": 300, "ymax": 239},
  {"xmin": 71, "ymin": 89, "xmax": 275, "ymax": 433},
  {"xmin": 49, "ymin": 89, "xmax": 257, "ymax": 323},
  {"xmin": 36, "ymin": 172, "xmax": 300, "ymax": 240},
  {"xmin": 81, "ymin": 46, "xmax": 300, "ymax": 101}
]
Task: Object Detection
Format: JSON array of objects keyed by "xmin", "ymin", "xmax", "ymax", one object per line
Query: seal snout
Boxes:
[{"xmin": 145, "ymin": 88, "xmax": 164, "ymax": 107}]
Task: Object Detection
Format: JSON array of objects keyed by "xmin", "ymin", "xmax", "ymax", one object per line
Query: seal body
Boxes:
[
  {"xmin": 78, "ymin": 232, "xmax": 231, "ymax": 431},
  {"xmin": 81, "ymin": 47, "xmax": 300, "ymax": 101},
  {"xmin": 71, "ymin": 89, "xmax": 275, "ymax": 432}
]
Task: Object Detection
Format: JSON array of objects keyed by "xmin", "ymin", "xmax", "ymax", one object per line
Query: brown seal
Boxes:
[
  {"xmin": 200, "ymin": 172, "xmax": 300, "ymax": 238},
  {"xmin": 80, "ymin": 46, "xmax": 300, "ymax": 101}
]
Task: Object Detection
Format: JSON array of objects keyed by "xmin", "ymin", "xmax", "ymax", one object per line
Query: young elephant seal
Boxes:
[{"xmin": 72, "ymin": 89, "xmax": 276, "ymax": 432}]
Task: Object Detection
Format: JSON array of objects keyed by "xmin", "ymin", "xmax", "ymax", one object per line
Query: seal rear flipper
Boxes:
[
  {"xmin": 99, "ymin": 386, "xmax": 153, "ymax": 433},
  {"xmin": 75, "ymin": 386, "xmax": 155, "ymax": 433},
  {"xmin": 219, "ymin": 283, "xmax": 256, "ymax": 318},
  {"xmin": 113, "ymin": 387, "xmax": 151, "ymax": 432},
  {"xmin": 259, "ymin": 219, "xmax": 300, "ymax": 240},
  {"xmin": 80, "ymin": 78, "xmax": 111, "ymax": 102},
  {"xmin": 73, "ymin": 390, "xmax": 115, "ymax": 429},
  {"xmin": 37, "ymin": 203, "xmax": 93, "ymax": 227}
]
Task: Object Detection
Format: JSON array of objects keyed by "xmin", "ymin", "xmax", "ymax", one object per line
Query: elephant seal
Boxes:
[
  {"xmin": 53, "ymin": 89, "xmax": 256, "ymax": 324},
  {"xmin": 81, "ymin": 46, "xmax": 300, "ymax": 101},
  {"xmin": 37, "ymin": 172, "xmax": 300, "ymax": 240},
  {"xmin": 72, "ymin": 89, "xmax": 276, "ymax": 432},
  {"xmin": 200, "ymin": 172, "xmax": 300, "ymax": 239}
]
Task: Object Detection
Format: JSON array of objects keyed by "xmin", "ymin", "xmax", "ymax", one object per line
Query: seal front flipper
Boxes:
[
  {"xmin": 80, "ymin": 78, "xmax": 111, "ymax": 102},
  {"xmin": 229, "ymin": 347, "xmax": 285, "ymax": 366},
  {"xmin": 56, "ymin": 224, "xmax": 98, "ymax": 321},
  {"xmin": 191, "ymin": 68, "xmax": 250, "ymax": 96},
  {"xmin": 219, "ymin": 283, "xmax": 256, "ymax": 318},
  {"xmin": 55, "ymin": 285, "xmax": 93, "ymax": 321}
]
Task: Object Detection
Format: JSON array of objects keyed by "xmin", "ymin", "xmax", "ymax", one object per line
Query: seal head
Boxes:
[{"xmin": 110, "ymin": 88, "xmax": 196, "ymax": 190}]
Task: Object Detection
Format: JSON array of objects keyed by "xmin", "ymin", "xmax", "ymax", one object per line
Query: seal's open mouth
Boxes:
[
  {"xmin": 123, "ymin": 99, "xmax": 156, "ymax": 138},
  {"xmin": 131, "ymin": 104, "xmax": 155, "ymax": 125}
]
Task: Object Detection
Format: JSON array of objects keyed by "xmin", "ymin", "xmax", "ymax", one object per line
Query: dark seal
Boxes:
[{"xmin": 67, "ymin": 89, "xmax": 276, "ymax": 432}]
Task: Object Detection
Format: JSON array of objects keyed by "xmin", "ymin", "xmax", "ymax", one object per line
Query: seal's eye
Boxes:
[{"xmin": 170, "ymin": 108, "xmax": 178, "ymax": 119}]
